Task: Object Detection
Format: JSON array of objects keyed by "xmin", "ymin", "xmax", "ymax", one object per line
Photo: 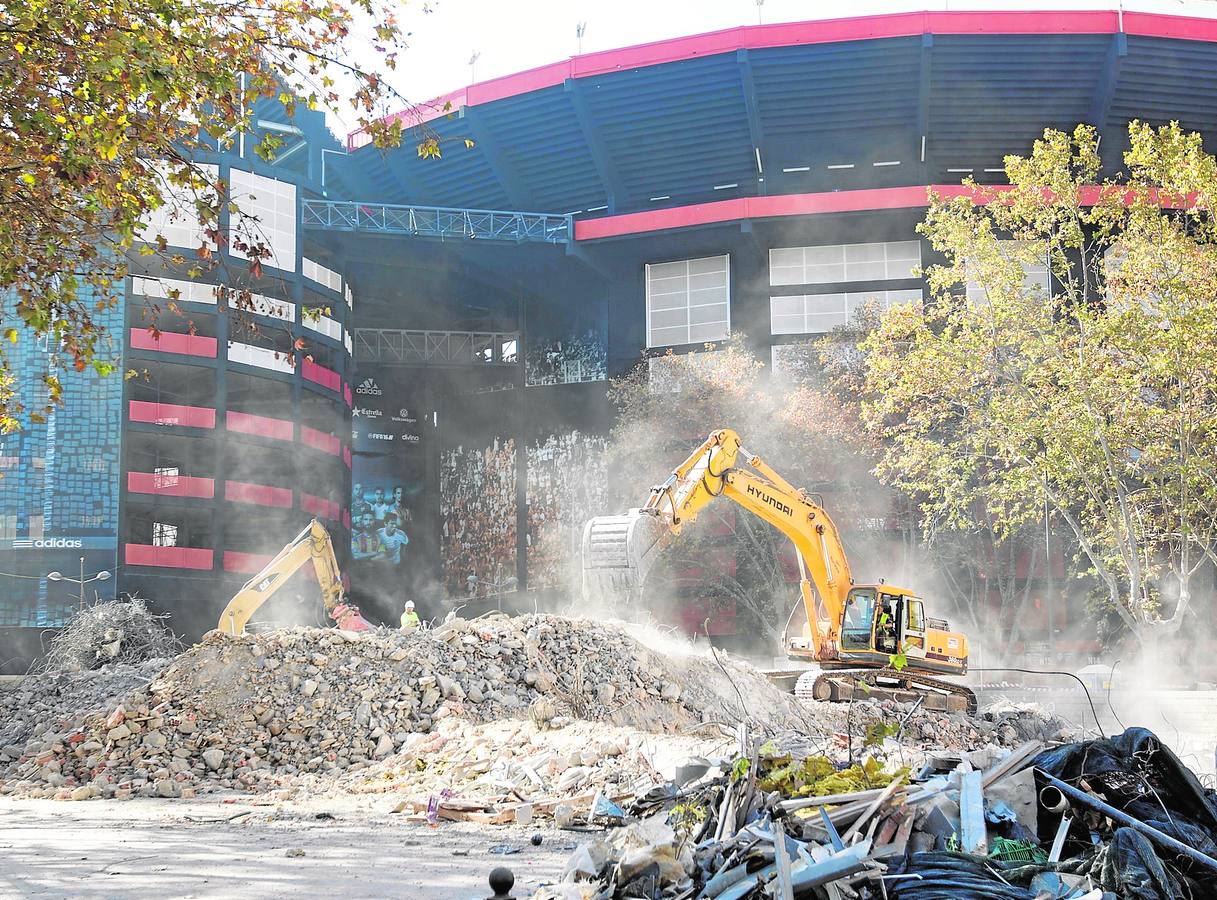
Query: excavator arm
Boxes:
[
  {"xmin": 218, "ymin": 519, "xmax": 349, "ymax": 635},
  {"xmin": 582, "ymin": 429, "xmax": 853, "ymax": 657}
]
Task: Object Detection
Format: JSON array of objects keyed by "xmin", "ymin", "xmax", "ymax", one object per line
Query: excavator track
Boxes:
[{"xmin": 794, "ymin": 668, "xmax": 977, "ymax": 715}]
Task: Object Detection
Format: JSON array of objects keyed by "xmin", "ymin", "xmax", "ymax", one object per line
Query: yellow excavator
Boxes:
[
  {"xmin": 581, "ymin": 429, "xmax": 975, "ymax": 712},
  {"xmin": 217, "ymin": 519, "xmax": 371, "ymax": 635}
]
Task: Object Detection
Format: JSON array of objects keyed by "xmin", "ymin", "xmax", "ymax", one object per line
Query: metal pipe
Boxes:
[
  {"xmin": 1036, "ymin": 770, "xmax": 1217, "ymax": 874},
  {"xmin": 1040, "ymin": 785, "xmax": 1069, "ymax": 814}
]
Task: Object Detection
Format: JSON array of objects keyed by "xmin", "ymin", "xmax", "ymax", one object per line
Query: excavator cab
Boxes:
[{"xmin": 827, "ymin": 585, "xmax": 965, "ymax": 676}]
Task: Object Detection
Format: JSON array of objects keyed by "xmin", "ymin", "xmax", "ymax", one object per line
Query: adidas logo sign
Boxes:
[{"xmin": 356, "ymin": 378, "xmax": 382, "ymax": 396}]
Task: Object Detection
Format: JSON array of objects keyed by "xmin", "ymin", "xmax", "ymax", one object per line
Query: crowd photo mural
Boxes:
[
  {"xmin": 525, "ymin": 429, "xmax": 609, "ymax": 590},
  {"xmin": 439, "ymin": 436, "xmax": 517, "ymax": 600}
]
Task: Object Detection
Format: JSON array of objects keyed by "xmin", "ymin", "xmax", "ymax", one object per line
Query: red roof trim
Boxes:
[
  {"xmin": 574, "ymin": 185, "xmax": 953, "ymax": 238},
  {"xmin": 574, "ymin": 183, "xmax": 1191, "ymax": 239},
  {"xmin": 351, "ymin": 10, "xmax": 1217, "ymax": 148}
]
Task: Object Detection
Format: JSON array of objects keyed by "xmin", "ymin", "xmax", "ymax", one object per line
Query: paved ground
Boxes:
[{"xmin": 0, "ymin": 795, "xmax": 575, "ymax": 899}]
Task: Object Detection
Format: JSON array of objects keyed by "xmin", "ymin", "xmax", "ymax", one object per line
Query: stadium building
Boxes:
[{"xmin": 4, "ymin": 7, "xmax": 1217, "ymax": 665}]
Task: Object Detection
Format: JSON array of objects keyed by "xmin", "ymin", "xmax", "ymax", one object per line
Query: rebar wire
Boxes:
[
  {"xmin": 971, "ymin": 666, "xmax": 1102, "ymax": 737},
  {"xmin": 704, "ymin": 618, "xmax": 752, "ymax": 730}
]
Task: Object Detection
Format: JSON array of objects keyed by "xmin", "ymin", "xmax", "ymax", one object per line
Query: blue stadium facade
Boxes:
[{"xmin": 4, "ymin": 8, "xmax": 1217, "ymax": 664}]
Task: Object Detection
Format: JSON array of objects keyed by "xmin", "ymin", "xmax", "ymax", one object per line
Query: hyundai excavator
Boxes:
[
  {"xmin": 581, "ymin": 429, "xmax": 976, "ymax": 712},
  {"xmin": 217, "ymin": 519, "xmax": 371, "ymax": 635}
]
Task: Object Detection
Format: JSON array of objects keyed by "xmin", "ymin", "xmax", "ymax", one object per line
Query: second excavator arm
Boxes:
[
  {"xmin": 217, "ymin": 518, "xmax": 348, "ymax": 635},
  {"xmin": 582, "ymin": 429, "xmax": 854, "ymax": 657}
]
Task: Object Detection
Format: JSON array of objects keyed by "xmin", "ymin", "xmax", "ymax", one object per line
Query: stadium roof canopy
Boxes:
[{"xmin": 334, "ymin": 9, "xmax": 1217, "ymax": 233}]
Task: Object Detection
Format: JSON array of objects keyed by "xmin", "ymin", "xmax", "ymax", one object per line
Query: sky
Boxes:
[{"xmin": 326, "ymin": 0, "xmax": 1217, "ymax": 137}]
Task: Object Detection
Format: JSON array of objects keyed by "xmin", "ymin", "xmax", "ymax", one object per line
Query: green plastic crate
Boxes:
[{"xmin": 989, "ymin": 836, "xmax": 1049, "ymax": 864}]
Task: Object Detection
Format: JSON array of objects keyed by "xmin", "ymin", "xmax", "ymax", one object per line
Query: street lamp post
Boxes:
[{"xmin": 47, "ymin": 559, "xmax": 111, "ymax": 609}]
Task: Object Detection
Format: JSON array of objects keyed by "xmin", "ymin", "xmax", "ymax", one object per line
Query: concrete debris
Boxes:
[{"xmin": 0, "ymin": 613, "xmax": 1070, "ymax": 807}]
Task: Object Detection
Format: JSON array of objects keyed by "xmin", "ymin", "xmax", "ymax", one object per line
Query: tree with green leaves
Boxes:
[
  {"xmin": 860, "ymin": 122, "xmax": 1217, "ymax": 644},
  {"xmin": 0, "ymin": 0, "xmax": 438, "ymax": 430}
]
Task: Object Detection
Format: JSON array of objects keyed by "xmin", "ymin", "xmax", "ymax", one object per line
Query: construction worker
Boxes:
[{"xmin": 400, "ymin": 599, "xmax": 420, "ymax": 632}]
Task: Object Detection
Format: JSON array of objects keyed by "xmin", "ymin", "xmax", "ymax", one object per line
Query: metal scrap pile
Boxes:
[
  {"xmin": 534, "ymin": 727, "xmax": 1217, "ymax": 900},
  {"xmin": 37, "ymin": 599, "xmax": 181, "ymax": 673}
]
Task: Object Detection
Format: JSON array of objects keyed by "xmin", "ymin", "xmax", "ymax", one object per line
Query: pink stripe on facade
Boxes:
[
  {"xmin": 343, "ymin": 383, "xmax": 353, "ymax": 407},
  {"xmin": 301, "ymin": 426, "xmax": 341, "ymax": 456},
  {"xmin": 575, "ymin": 186, "xmax": 940, "ymax": 238},
  {"xmin": 343, "ymin": 446, "xmax": 352, "ymax": 469},
  {"xmin": 222, "ymin": 551, "xmax": 273, "ymax": 574},
  {"xmin": 124, "ymin": 544, "xmax": 214, "ymax": 570},
  {"xmin": 573, "ymin": 183, "xmax": 1191, "ymax": 239},
  {"xmin": 225, "ymin": 480, "xmax": 293, "ymax": 508},
  {"xmin": 351, "ymin": 10, "xmax": 1217, "ymax": 147},
  {"xmin": 129, "ymin": 328, "xmax": 217, "ymax": 359},
  {"xmin": 302, "ymin": 359, "xmax": 342, "ymax": 391},
  {"xmin": 129, "ymin": 400, "xmax": 216, "ymax": 429},
  {"xmin": 226, "ymin": 410, "xmax": 295, "ymax": 442},
  {"xmin": 302, "ymin": 494, "xmax": 342, "ymax": 520},
  {"xmin": 127, "ymin": 472, "xmax": 215, "ymax": 499}
]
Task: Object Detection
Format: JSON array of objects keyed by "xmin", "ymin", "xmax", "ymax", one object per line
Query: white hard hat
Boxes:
[{"xmin": 405, "ymin": 600, "xmax": 415, "ymax": 609}]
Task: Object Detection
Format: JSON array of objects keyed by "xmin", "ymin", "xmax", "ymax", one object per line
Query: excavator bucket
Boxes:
[{"xmin": 581, "ymin": 510, "xmax": 666, "ymax": 607}]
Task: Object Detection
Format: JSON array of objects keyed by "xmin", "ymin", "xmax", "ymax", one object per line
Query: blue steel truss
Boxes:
[{"xmin": 301, "ymin": 199, "xmax": 572, "ymax": 244}]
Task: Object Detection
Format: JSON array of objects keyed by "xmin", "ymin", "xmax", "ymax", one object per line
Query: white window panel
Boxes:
[
  {"xmin": 228, "ymin": 341, "xmax": 295, "ymax": 373},
  {"xmin": 228, "ymin": 168, "xmax": 297, "ymax": 272},
  {"xmin": 965, "ymin": 241, "xmax": 1049, "ymax": 306},
  {"xmin": 303, "ymin": 257, "xmax": 343, "ymax": 293},
  {"xmin": 130, "ymin": 275, "xmax": 219, "ymax": 305},
  {"xmin": 139, "ymin": 163, "xmax": 219, "ymax": 251},
  {"xmin": 247, "ymin": 293, "xmax": 295, "ymax": 323},
  {"xmin": 344, "ymin": 332, "xmax": 353, "ymax": 356},
  {"xmin": 688, "ymin": 322, "xmax": 728, "ymax": 343},
  {"xmin": 769, "ymin": 247, "xmax": 803, "ymax": 268},
  {"xmin": 645, "ymin": 255, "xmax": 730, "ymax": 348},
  {"xmin": 303, "ymin": 313, "xmax": 343, "ymax": 341},
  {"xmin": 345, "ymin": 285, "xmax": 353, "ymax": 309},
  {"xmin": 769, "ymin": 240, "xmax": 921, "ymax": 286},
  {"xmin": 770, "ymin": 289, "xmax": 922, "ymax": 336}
]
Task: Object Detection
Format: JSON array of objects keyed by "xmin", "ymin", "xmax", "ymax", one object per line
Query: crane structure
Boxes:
[
  {"xmin": 581, "ymin": 429, "xmax": 975, "ymax": 712},
  {"xmin": 217, "ymin": 519, "xmax": 370, "ymax": 635}
]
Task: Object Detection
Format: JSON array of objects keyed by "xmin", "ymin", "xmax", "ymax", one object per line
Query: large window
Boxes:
[
  {"xmin": 229, "ymin": 168, "xmax": 297, "ymax": 272},
  {"xmin": 138, "ymin": 164, "xmax": 219, "ymax": 251},
  {"xmin": 645, "ymin": 255, "xmax": 730, "ymax": 348},
  {"xmin": 769, "ymin": 241, "xmax": 920, "ymax": 286},
  {"xmin": 770, "ymin": 289, "xmax": 921, "ymax": 335}
]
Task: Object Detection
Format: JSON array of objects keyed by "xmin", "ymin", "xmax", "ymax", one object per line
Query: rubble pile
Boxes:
[
  {"xmin": 0, "ymin": 613, "xmax": 1069, "ymax": 804},
  {"xmin": 0, "ymin": 660, "xmax": 166, "ymax": 755},
  {"xmin": 536, "ymin": 727, "xmax": 1217, "ymax": 899}
]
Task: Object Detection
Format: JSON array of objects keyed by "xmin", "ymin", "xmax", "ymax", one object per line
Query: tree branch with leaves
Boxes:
[
  {"xmin": 859, "ymin": 122, "xmax": 1217, "ymax": 642},
  {"xmin": 0, "ymin": 0, "xmax": 443, "ymax": 429}
]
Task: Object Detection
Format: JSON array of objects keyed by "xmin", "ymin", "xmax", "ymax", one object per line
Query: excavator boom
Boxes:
[
  {"xmin": 581, "ymin": 428, "xmax": 973, "ymax": 710},
  {"xmin": 582, "ymin": 429, "xmax": 851, "ymax": 656},
  {"xmin": 218, "ymin": 519, "xmax": 361, "ymax": 635}
]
